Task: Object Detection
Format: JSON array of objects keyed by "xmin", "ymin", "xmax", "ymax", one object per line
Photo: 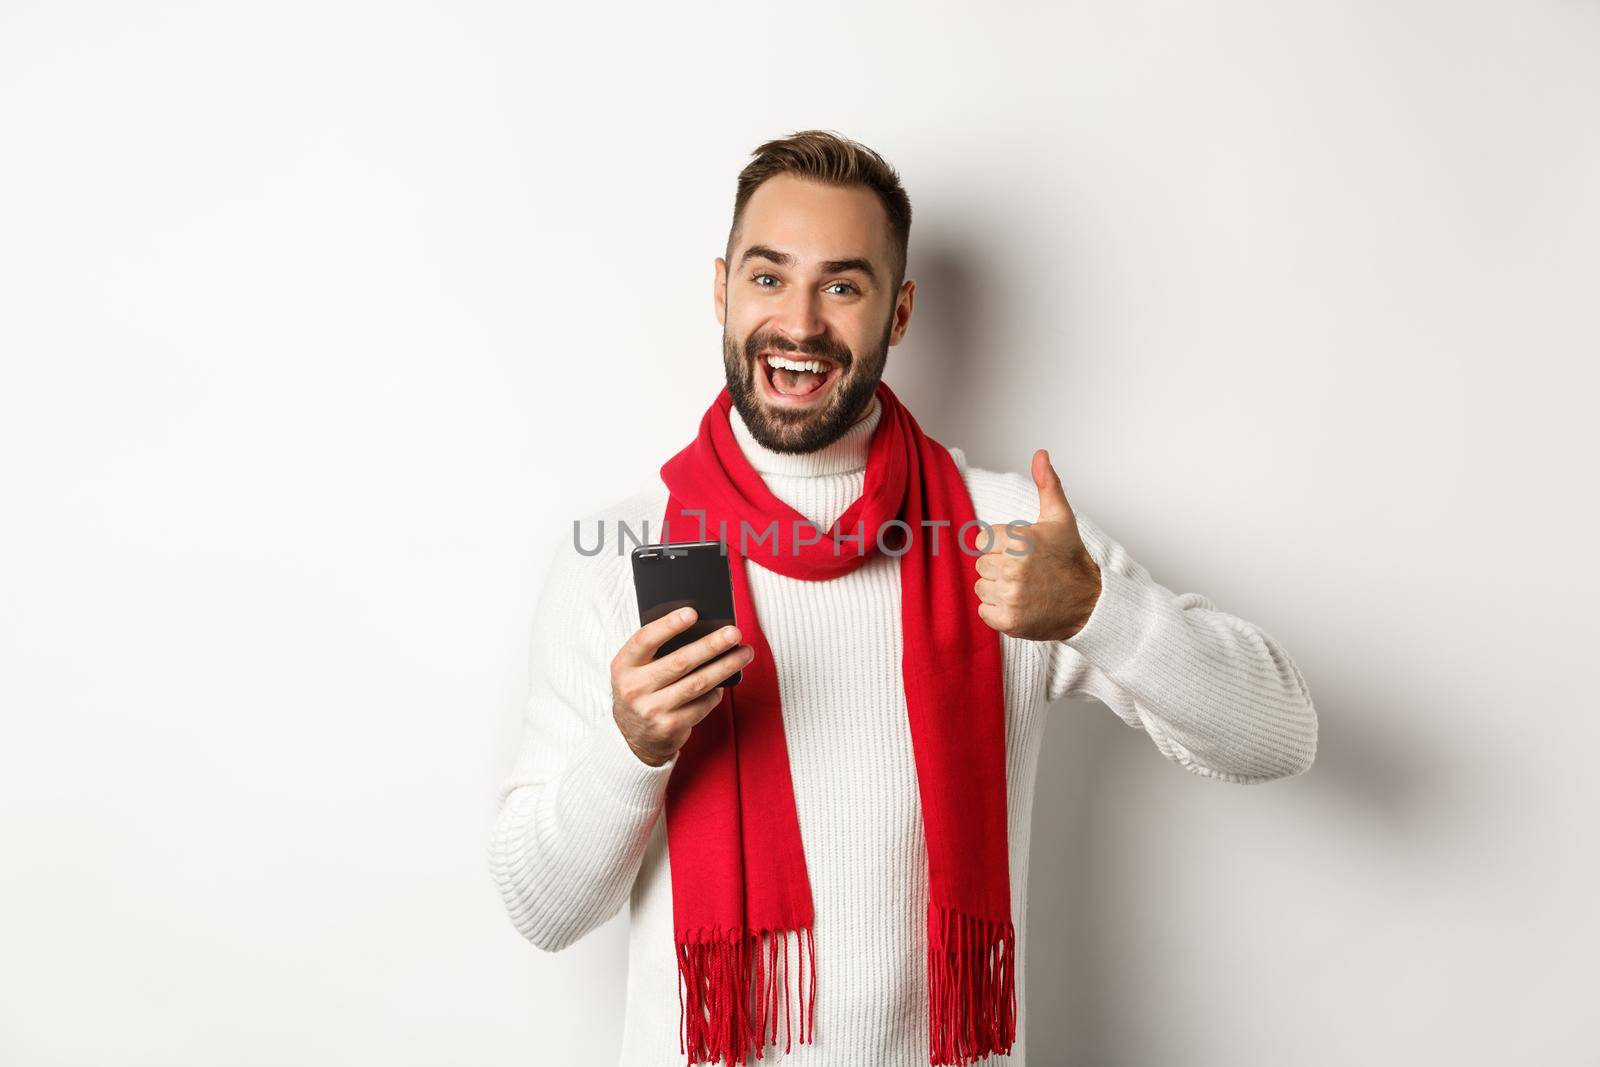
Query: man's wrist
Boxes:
[
  {"xmin": 614, "ymin": 713, "xmax": 677, "ymax": 768},
  {"xmin": 626, "ymin": 737, "xmax": 674, "ymax": 768},
  {"xmin": 1054, "ymin": 551, "xmax": 1103, "ymax": 641}
]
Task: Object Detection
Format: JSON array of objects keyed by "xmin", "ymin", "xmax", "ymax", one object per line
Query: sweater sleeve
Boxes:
[
  {"xmin": 487, "ymin": 532, "xmax": 678, "ymax": 952},
  {"xmin": 1043, "ymin": 512, "xmax": 1319, "ymax": 784}
]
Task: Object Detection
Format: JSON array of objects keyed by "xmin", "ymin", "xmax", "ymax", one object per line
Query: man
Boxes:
[{"xmin": 488, "ymin": 130, "xmax": 1317, "ymax": 1067}]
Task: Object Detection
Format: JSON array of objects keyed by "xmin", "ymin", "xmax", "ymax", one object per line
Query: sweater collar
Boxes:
[{"xmin": 728, "ymin": 395, "xmax": 881, "ymax": 477}]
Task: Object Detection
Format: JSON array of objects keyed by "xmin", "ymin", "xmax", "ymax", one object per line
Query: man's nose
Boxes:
[{"xmin": 772, "ymin": 286, "xmax": 826, "ymax": 345}]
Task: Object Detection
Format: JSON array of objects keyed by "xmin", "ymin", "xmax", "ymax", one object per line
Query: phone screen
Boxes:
[{"xmin": 630, "ymin": 540, "xmax": 743, "ymax": 686}]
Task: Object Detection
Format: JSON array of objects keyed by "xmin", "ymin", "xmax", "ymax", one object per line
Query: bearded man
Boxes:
[{"xmin": 489, "ymin": 129, "xmax": 1318, "ymax": 1067}]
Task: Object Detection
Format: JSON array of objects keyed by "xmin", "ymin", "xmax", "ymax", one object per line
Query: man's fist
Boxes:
[
  {"xmin": 610, "ymin": 607, "xmax": 754, "ymax": 766},
  {"xmin": 973, "ymin": 449, "xmax": 1102, "ymax": 641}
]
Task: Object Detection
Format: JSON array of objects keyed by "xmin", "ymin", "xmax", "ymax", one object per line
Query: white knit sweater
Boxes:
[{"xmin": 488, "ymin": 396, "xmax": 1318, "ymax": 1066}]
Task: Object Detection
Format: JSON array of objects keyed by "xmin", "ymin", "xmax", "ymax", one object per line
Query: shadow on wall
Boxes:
[
  {"xmin": 886, "ymin": 226, "xmax": 997, "ymax": 454},
  {"xmin": 1026, "ymin": 673, "xmax": 1430, "ymax": 1065},
  {"xmin": 1026, "ymin": 699, "xmax": 1124, "ymax": 1066}
]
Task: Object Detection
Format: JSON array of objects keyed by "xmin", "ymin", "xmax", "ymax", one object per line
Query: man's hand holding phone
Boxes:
[{"xmin": 610, "ymin": 607, "xmax": 754, "ymax": 767}]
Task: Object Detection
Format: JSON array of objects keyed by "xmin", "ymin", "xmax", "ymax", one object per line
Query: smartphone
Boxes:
[{"xmin": 630, "ymin": 539, "xmax": 744, "ymax": 687}]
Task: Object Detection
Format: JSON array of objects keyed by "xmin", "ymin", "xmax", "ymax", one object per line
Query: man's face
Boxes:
[{"xmin": 715, "ymin": 173, "xmax": 915, "ymax": 454}]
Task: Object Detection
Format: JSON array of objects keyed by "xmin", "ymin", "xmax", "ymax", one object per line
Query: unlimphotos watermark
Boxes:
[{"xmin": 571, "ymin": 513, "xmax": 1038, "ymax": 558}]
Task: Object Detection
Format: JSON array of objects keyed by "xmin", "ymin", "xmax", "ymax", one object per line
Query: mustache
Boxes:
[{"xmin": 744, "ymin": 332, "xmax": 852, "ymax": 369}]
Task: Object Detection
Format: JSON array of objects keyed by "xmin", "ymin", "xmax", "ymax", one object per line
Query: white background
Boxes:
[{"xmin": 3, "ymin": 2, "xmax": 1596, "ymax": 1064}]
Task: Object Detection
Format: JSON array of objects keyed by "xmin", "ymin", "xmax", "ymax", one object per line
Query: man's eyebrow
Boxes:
[
  {"xmin": 820, "ymin": 257, "xmax": 877, "ymax": 280},
  {"xmin": 738, "ymin": 244, "xmax": 794, "ymax": 268},
  {"xmin": 737, "ymin": 244, "xmax": 879, "ymax": 281}
]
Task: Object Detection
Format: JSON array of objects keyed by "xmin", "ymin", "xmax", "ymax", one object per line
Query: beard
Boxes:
[{"xmin": 722, "ymin": 311, "xmax": 893, "ymax": 455}]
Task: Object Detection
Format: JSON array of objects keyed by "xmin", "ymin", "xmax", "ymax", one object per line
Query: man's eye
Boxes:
[
  {"xmin": 753, "ymin": 274, "xmax": 779, "ymax": 287},
  {"xmin": 826, "ymin": 282, "xmax": 859, "ymax": 295}
]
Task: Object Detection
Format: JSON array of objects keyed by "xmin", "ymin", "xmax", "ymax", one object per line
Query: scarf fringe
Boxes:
[
  {"xmin": 928, "ymin": 901, "xmax": 1018, "ymax": 1065},
  {"xmin": 675, "ymin": 923, "xmax": 816, "ymax": 1066}
]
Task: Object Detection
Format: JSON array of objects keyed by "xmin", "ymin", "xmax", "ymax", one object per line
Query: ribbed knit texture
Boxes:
[{"xmin": 488, "ymin": 396, "xmax": 1318, "ymax": 1065}]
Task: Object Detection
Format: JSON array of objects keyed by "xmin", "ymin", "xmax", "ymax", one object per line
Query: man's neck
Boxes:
[{"xmin": 729, "ymin": 394, "xmax": 882, "ymax": 477}]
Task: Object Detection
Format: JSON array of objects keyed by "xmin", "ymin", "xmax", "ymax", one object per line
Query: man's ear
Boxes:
[
  {"xmin": 713, "ymin": 257, "xmax": 727, "ymax": 327},
  {"xmin": 888, "ymin": 278, "xmax": 916, "ymax": 346}
]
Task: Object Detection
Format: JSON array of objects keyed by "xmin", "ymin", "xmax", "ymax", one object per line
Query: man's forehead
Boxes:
[{"xmin": 735, "ymin": 175, "xmax": 892, "ymax": 269}]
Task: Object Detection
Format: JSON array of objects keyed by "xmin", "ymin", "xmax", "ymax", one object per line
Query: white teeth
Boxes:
[{"xmin": 767, "ymin": 354, "xmax": 830, "ymax": 375}]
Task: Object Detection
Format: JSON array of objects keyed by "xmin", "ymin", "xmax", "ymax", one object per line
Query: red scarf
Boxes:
[{"xmin": 657, "ymin": 381, "xmax": 1016, "ymax": 1066}]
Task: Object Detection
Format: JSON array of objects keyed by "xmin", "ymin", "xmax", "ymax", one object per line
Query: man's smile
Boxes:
[{"xmin": 756, "ymin": 351, "xmax": 845, "ymax": 407}]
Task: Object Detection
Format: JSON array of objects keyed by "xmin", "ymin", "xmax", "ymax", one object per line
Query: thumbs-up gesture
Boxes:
[{"xmin": 974, "ymin": 449, "xmax": 1103, "ymax": 641}]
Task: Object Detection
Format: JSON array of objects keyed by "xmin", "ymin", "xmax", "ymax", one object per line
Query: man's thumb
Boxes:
[{"xmin": 1032, "ymin": 448, "xmax": 1074, "ymax": 523}]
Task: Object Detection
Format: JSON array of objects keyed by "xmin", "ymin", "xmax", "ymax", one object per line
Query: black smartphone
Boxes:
[{"xmin": 630, "ymin": 539, "xmax": 744, "ymax": 688}]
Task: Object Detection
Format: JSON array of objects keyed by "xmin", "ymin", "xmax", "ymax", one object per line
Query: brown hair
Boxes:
[{"xmin": 727, "ymin": 129, "xmax": 913, "ymax": 288}]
